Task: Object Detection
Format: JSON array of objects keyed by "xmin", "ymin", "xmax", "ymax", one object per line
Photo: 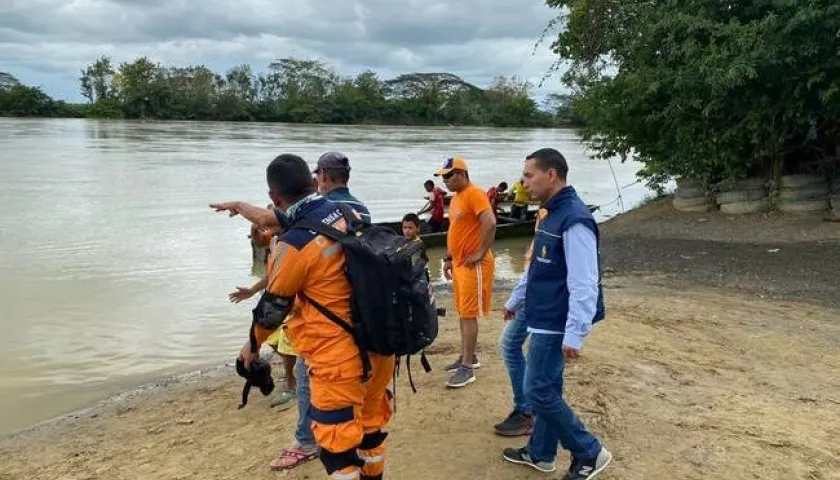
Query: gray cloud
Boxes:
[{"xmin": 0, "ymin": 0, "xmax": 565, "ymax": 100}]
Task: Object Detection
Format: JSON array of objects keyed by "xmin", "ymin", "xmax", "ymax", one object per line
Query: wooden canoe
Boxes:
[{"xmin": 380, "ymin": 204, "xmax": 599, "ymax": 249}]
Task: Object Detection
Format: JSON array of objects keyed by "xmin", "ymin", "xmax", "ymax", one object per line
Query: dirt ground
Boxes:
[
  {"xmin": 1, "ymin": 200, "xmax": 839, "ymax": 480},
  {"xmin": 600, "ymin": 198, "xmax": 840, "ymax": 308}
]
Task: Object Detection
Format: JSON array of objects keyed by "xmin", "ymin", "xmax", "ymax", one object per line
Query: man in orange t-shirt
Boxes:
[{"xmin": 434, "ymin": 156, "xmax": 497, "ymax": 388}]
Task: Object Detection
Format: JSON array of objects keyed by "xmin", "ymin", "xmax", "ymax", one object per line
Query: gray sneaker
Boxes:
[
  {"xmin": 561, "ymin": 447, "xmax": 613, "ymax": 480},
  {"xmin": 502, "ymin": 447, "xmax": 556, "ymax": 473},
  {"xmin": 444, "ymin": 355, "xmax": 481, "ymax": 373},
  {"xmin": 446, "ymin": 365, "xmax": 476, "ymax": 388}
]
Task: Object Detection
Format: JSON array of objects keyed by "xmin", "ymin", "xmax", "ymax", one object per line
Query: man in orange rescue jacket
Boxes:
[{"xmin": 239, "ymin": 153, "xmax": 395, "ymax": 480}]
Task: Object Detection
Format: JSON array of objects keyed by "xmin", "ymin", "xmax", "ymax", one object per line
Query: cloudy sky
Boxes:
[{"xmin": 0, "ymin": 0, "xmax": 567, "ymax": 102}]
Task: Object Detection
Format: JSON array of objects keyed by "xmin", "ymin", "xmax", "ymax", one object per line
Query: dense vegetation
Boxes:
[
  {"xmin": 0, "ymin": 57, "xmax": 581, "ymax": 128},
  {"xmin": 543, "ymin": 0, "xmax": 840, "ymax": 188}
]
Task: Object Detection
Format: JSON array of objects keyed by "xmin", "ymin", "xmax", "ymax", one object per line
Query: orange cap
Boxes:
[{"xmin": 434, "ymin": 157, "xmax": 468, "ymax": 176}]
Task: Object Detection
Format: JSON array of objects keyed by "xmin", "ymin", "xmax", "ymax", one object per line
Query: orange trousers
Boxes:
[
  {"xmin": 308, "ymin": 353, "xmax": 396, "ymax": 479},
  {"xmin": 452, "ymin": 253, "xmax": 495, "ymax": 319}
]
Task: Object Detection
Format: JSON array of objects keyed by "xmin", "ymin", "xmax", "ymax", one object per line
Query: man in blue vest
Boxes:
[{"xmin": 502, "ymin": 148, "xmax": 612, "ymax": 480}]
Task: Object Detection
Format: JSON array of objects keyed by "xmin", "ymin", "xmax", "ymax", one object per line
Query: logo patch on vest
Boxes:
[{"xmin": 536, "ymin": 244, "xmax": 552, "ymax": 264}]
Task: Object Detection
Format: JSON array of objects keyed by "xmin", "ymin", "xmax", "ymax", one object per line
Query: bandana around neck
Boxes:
[{"xmin": 285, "ymin": 193, "xmax": 321, "ymax": 220}]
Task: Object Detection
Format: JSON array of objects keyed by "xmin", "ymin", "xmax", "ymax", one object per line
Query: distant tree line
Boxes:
[{"xmin": 0, "ymin": 57, "xmax": 583, "ymax": 128}]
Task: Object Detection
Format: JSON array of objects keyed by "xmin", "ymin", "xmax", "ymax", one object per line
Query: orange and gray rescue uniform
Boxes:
[{"xmin": 253, "ymin": 196, "xmax": 395, "ymax": 480}]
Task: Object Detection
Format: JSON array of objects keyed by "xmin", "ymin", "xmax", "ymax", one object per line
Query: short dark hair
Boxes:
[
  {"xmin": 499, "ymin": 182, "xmax": 508, "ymax": 190},
  {"xmin": 424, "ymin": 180, "xmax": 434, "ymax": 188},
  {"xmin": 322, "ymin": 168, "xmax": 350, "ymax": 185},
  {"xmin": 402, "ymin": 213, "xmax": 421, "ymax": 226},
  {"xmin": 266, "ymin": 154, "xmax": 315, "ymax": 202},
  {"xmin": 526, "ymin": 148, "xmax": 568, "ymax": 180}
]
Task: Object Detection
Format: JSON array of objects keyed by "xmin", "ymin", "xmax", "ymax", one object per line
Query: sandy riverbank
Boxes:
[{"xmin": 1, "ymin": 199, "xmax": 839, "ymax": 480}]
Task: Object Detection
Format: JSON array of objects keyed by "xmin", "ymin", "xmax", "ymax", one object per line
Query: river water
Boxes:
[{"xmin": 0, "ymin": 118, "xmax": 652, "ymax": 434}]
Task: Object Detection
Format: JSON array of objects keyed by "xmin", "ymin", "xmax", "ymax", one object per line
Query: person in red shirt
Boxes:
[
  {"xmin": 419, "ymin": 179, "xmax": 447, "ymax": 232},
  {"xmin": 487, "ymin": 182, "xmax": 509, "ymax": 215}
]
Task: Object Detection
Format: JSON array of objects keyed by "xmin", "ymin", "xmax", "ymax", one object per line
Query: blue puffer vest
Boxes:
[{"xmin": 524, "ymin": 186, "xmax": 606, "ymax": 331}]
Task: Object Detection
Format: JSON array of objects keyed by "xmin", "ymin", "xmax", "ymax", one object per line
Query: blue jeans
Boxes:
[
  {"xmin": 525, "ymin": 333, "xmax": 601, "ymax": 463},
  {"xmin": 498, "ymin": 308, "xmax": 532, "ymax": 415},
  {"xmin": 294, "ymin": 356, "xmax": 316, "ymax": 449}
]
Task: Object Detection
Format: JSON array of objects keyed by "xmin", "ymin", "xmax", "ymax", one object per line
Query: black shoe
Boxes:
[
  {"xmin": 561, "ymin": 447, "xmax": 613, "ymax": 480},
  {"xmin": 502, "ymin": 447, "xmax": 556, "ymax": 473},
  {"xmin": 493, "ymin": 409, "xmax": 534, "ymax": 436}
]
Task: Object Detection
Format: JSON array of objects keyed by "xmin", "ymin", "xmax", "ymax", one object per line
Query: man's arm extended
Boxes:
[
  {"xmin": 562, "ymin": 223, "xmax": 600, "ymax": 353},
  {"xmin": 417, "ymin": 201, "xmax": 432, "ymax": 215},
  {"xmin": 210, "ymin": 201, "xmax": 280, "ymax": 227}
]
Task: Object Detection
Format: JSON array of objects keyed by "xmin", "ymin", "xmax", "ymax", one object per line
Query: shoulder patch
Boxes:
[{"xmin": 281, "ymin": 227, "xmax": 316, "ymax": 250}]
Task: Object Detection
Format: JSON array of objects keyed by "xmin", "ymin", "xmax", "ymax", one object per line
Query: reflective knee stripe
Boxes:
[
  {"xmin": 476, "ymin": 263, "xmax": 484, "ymax": 319},
  {"xmin": 358, "ymin": 454, "xmax": 384, "ymax": 464},
  {"xmin": 329, "ymin": 469, "xmax": 360, "ymax": 480},
  {"xmin": 309, "ymin": 404, "xmax": 354, "ymax": 425}
]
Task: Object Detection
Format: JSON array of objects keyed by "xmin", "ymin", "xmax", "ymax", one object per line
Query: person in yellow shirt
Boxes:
[{"xmin": 510, "ymin": 178, "xmax": 529, "ymax": 219}]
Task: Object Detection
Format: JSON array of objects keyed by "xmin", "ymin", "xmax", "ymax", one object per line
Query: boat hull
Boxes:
[{"xmin": 376, "ymin": 216, "xmax": 536, "ymax": 248}]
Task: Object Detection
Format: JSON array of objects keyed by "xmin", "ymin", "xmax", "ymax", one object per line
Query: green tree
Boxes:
[
  {"xmin": 543, "ymin": 0, "xmax": 840, "ymax": 187},
  {"xmin": 485, "ymin": 76, "xmax": 545, "ymax": 127},
  {"xmin": 0, "ymin": 84, "xmax": 57, "ymax": 117},
  {"xmin": 544, "ymin": 93, "xmax": 585, "ymax": 127},
  {"xmin": 115, "ymin": 57, "xmax": 171, "ymax": 118},
  {"xmin": 269, "ymin": 58, "xmax": 338, "ymax": 123},
  {"xmin": 4, "ymin": 56, "xmax": 574, "ymax": 128},
  {"xmin": 80, "ymin": 56, "xmax": 116, "ymax": 103},
  {"xmin": 167, "ymin": 66, "xmax": 219, "ymax": 119},
  {"xmin": 385, "ymin": 72, "xmax": 480, "ymax": 124}
]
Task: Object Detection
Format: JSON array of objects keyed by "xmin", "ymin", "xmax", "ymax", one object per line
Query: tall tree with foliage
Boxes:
[
  {"xmin": 0, "ymin": 72, "xmax": 58, "ymax": 117},
  {"xmin": 544, "ymin": 0, "xmax": 840, "ymax": 187}
]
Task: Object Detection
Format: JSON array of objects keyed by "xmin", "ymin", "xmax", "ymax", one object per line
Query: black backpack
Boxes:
[{"xmin": 291, "ymin": 204, "xmax": 440, "ymax": 391}]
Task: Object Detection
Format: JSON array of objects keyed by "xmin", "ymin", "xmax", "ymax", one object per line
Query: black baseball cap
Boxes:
[{"xmin": 313, "ymin": 151, "xmax": 351, "ymax": 173}]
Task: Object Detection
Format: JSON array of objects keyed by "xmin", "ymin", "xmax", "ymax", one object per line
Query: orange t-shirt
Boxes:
[{"xmin": 447, "ymin": 183, "xmax": 493, "ymax": 266}]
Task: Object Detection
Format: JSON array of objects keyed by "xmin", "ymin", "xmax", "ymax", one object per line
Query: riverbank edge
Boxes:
[
  {"xmin": 7, "ymin": 197, "xmax": 835, "ymax": 441},
  {"xmin": 0, "ymin": 279, "xmax": 495, "ymax": 442},
  {"xmin": 1, "ymin": 361, "xmax": 233, "ymax": 442},
  {"xmin": 0, "ymin": 198, "xmax": 748, "ymax": 441}
]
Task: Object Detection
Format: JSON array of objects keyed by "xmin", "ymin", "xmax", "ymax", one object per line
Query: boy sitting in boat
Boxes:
[{"xmin": 402, "ymin": 213, "xmax": 429, "ymax": 264}]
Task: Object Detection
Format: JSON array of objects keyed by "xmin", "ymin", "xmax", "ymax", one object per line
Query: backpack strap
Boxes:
[
  {"xmin": 334, "ymin": 202, "xmax": 364, "ymax": 233},
  {"xmin": 301, "ymin": 292, "xmax": 373, "ymax": 382},
  {"xmin": 403, "ymin": 351, "xmax": 433, "ymax": 395},
  {"xmin": 292, "ymin": 218, "xmax": 346, "ymax": 241}
]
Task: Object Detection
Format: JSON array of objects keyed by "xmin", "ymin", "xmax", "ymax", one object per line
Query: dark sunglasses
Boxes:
[{"xmin": 442, "ymin": 170, "xmax": 461, "ymax": 180}]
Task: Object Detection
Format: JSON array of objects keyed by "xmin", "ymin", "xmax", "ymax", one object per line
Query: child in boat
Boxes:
[{"xmin": 402, "ymin": 213, "xmax": 429, "ymax": 264}]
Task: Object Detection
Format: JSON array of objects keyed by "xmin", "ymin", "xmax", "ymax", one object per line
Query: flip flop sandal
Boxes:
[{"xmin": 269, "ymin": 448, "xmax": 318, "ymax": 471}]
